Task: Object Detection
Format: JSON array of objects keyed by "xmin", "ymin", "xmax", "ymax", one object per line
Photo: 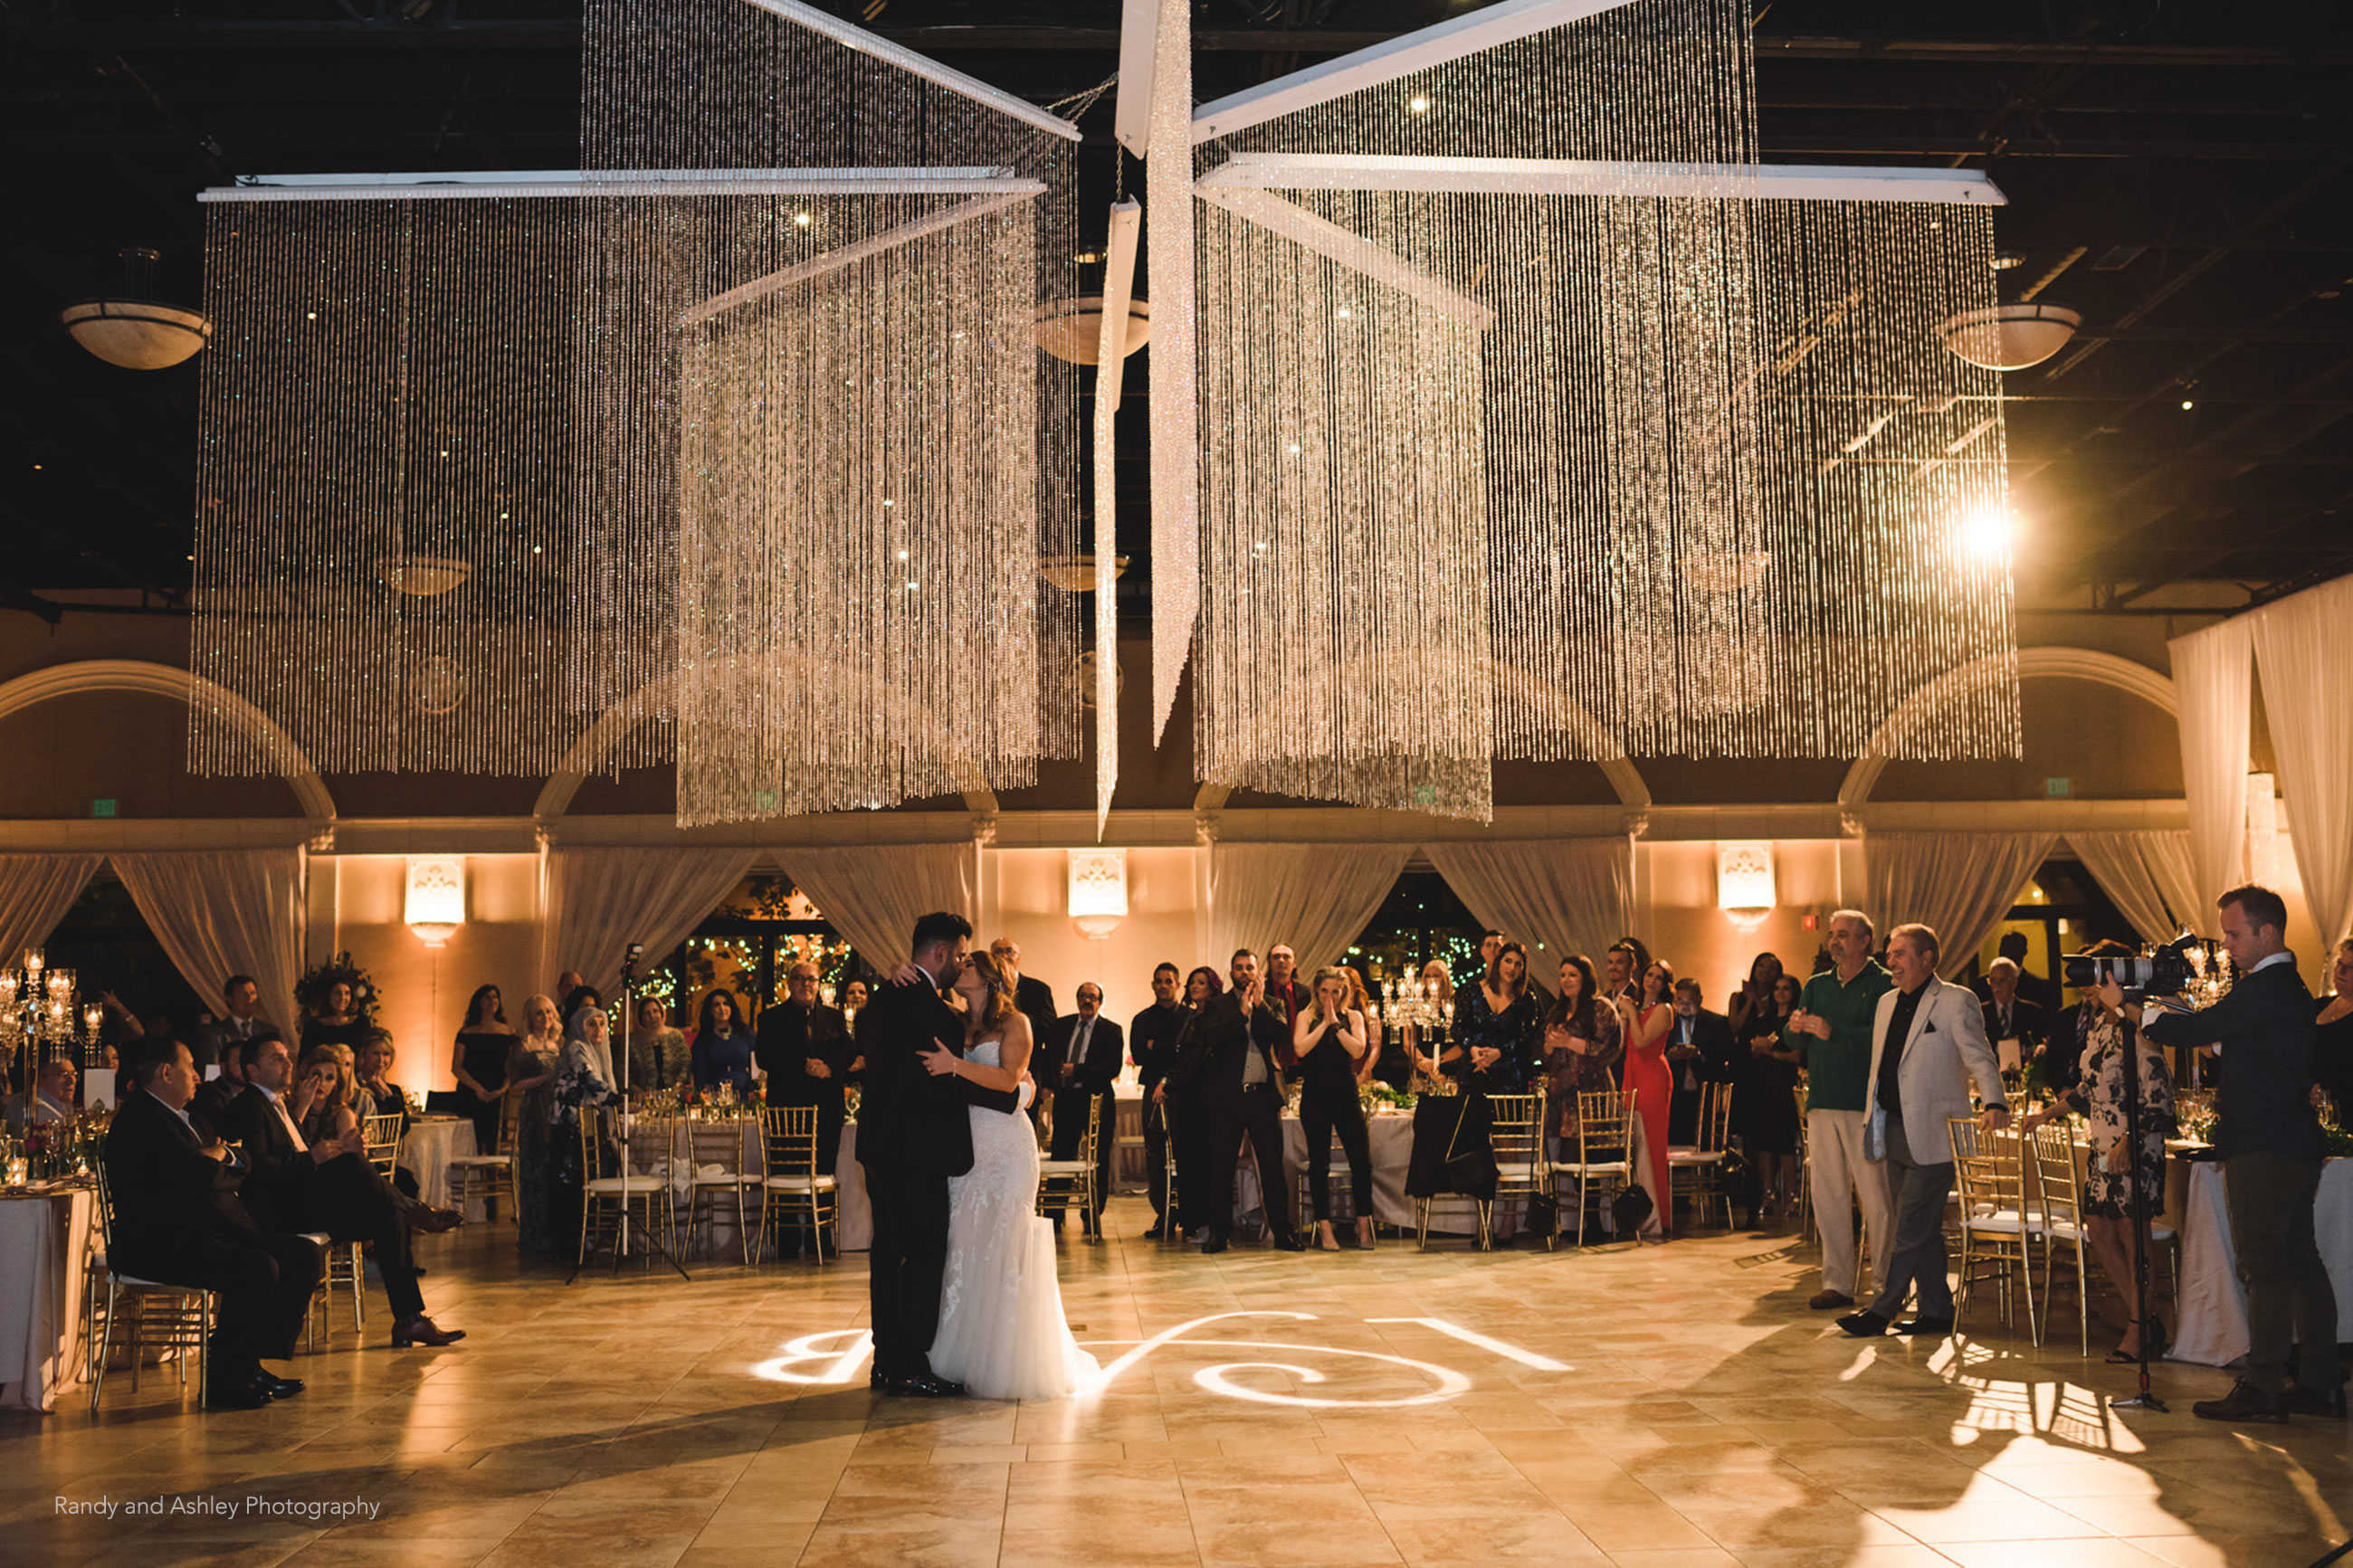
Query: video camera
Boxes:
[{"xmin": 2060, "ymin": 936, "xmax": 2202, "ymax": 1000}]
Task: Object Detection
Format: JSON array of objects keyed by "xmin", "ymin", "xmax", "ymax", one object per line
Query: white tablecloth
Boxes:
[
  {"xmin": 0, "ymin": 1187, "xmax": 93, "ymax": 1412},
  {"xmin": 399, "ymin": 1118, "xmax": 479, "ymax": 1217},
  {"xmin": 2171, "ymin": 1156, "xmax": 2353, "ymax": 1367},
  {"xmin": 1224, "ymin": 1111, "xmax": 1528, "ymax": 1239}
]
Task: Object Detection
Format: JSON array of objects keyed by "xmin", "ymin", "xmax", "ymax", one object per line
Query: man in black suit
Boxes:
[
  {"xmin": 222, "ymin": 1036, "xmax": 463, "ymax": 1348},
  {"xmin": 194, "ymin": 974, "xmax": 273, "ymax": 1073},
  {"xmin": 1978, "ymin": 956, "xmax": 2047, "ymax": 1075},
  {"xmin": 756, "ymin": 959, "xmax": 854, "ymax": 1178},
  {"xmin": 1664, "ymin": 978, "xmax": 1736, "ymax": 1146},
  {"xmin": 859, "ymin": 912, "xmax": 1030, "ymax": 1397},
  {"xmin": 189, "ymin": 1029, "xmax": 262, "ymax": 1139},
  {"xmin": 1168, "ymin": 948, "xmax": 1303, "ymax": 1255},
  {"xmin": 1131, "ymin": 963, "xmax": 1188, "ymax": 1239},
  {"xmin": 1992, "ymin": 930, "xmax": 2058, "ymax": 1012},
  {"xmin": 103, "ymin": 1039, "xmax": 319, "ymax": 1409},
  {"xmin": 2140, "ymin": 885, "xmax": 2343, "ymax": 1424},
  {"xmin": 990, "ymin": 937, "xmax": 1059, "ymax": 1069},
  {"xmin": 1041, "ymin": 982, "xmax": 1123, "ymax": 1233}
]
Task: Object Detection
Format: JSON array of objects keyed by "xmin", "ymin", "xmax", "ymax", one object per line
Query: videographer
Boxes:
[{"xmin": 2134, "ymin": 884, "xmax": 2343, "ymax": 1423}]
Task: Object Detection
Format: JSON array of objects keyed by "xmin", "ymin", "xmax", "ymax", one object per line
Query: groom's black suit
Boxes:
[{"xmin": 855, "ymin": 965, "xmax": 1024, "ymax": 1386}]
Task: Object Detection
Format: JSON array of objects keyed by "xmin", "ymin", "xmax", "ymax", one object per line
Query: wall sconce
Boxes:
[
  {"xmin": 1716, "ymin": 841, "xmax": 1777, "ymax": 913},
  {"xmin": 405, "ymin": 856, "xmax": 465, "ymax": 946},
  {"xmin": 1068, "ymin": 847, "xmax": 1129, "ymax": 941}
]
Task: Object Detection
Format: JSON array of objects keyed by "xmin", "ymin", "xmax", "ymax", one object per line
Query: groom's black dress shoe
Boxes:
[
  {"xmin": 1891, "ymin": 1317, "xmax": 1953, "ymax": 1338},
  {"xmin": 255, "ymin": 1370, "xmax": 305, "ymax": 1399},
  {"xmin": 895, "ymin": 1374, "xmax": 964, "ymax": 1399}
]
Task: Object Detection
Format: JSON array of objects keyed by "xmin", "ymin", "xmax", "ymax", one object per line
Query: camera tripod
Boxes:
[{"xmin": 2109, "ymin": 984, "xmax": 2165, "ymax": 1413}]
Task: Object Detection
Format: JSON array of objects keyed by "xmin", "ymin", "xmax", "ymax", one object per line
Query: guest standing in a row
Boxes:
[
  {"xmin": 1131, "ymin": 963, "xmax": 1188, "ymax": 1240},
  {"xmin": 1041, "ymin": 983, "xmax": 1121, "ymax": 1233},
  {"xmin": 1621, "ymin": 961, "xmax": 1676, "ymax": 1239},
  {"xmin": 630, "ymin": 996, "xmax": 692, "ymax": 1096},
  {"xmin": 757, "ymin": 961, "xmax": 853, "ymax": 1178},
  {"xmin": 1784, "ymin": 909, "xmax": 1894, "ymax": 1311},
  {"xmin": 509, "ymin": 993, "xmax": 565, "ymax": 1255},
  {"xmin": 1291, "ymin": 968, "xmax": 1375, "ymax": 1250},
  {"xmin": 1729, "ymin": 962, "xmax": 1802, "ymax": 1221},
  {"xmin": 1448, "ymin": 941, "xmax": 1542, "ymax": 1091},
  {"xmin": 452, "ymin": 984, "xmax": 513, "ymax": 1155},
  {"xmin": 691, "ymin": 989, "xmax": 757, "ymax": 1097}
]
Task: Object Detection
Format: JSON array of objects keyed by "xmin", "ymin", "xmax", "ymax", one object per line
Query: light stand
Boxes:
[{"xmin": 567, "ymin": 942, "xmax": 690, "ymax": 1284}]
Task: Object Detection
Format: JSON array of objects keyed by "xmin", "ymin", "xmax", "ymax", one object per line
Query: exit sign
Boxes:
[
  {"xmin": 90, "ymin": 799, "xmax": 117, "ymax": 818},
  {"xmin": 2045, "ymin": 777, "xmax": 2072, "ymax": 798}
]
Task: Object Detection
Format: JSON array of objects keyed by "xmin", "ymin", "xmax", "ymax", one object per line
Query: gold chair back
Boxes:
[{"xmin": 361, "ymin": 1112, "xmax": 402, "ymax": 1178}]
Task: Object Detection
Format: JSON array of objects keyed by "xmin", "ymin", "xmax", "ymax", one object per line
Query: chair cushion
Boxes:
[
  {"xmin": 447, "ymin": 1155, "xmax": 511, "ymax": 1169},
  {"xmin": 110, "ymin": 1272, "xmax": 208, "ymax": 1294},
  {"xmin": 1667, "ymin": 1150, "xmax": 1725, "ymax": 1166},
  {"xmin": 299, "ymin": 1231, "xmax": 333, "ymax": 1246},
  {"xmin": 1036, "ymin": 1161, "xmax": 1093, "ymax": 1176},
  {"xmin": 584, "ymin": 1175, "xmax": 668, "ymax": 1195},
  {"xmin": 1961, "ymin": 1209, "xmax": 2038, "ymax": 1235},
  {"xmin": 1555, "ymin": 1162, "xmax": 1629, "ymax": 1176},
  {"xmin": 762, "ymin": 1175, "xmax": 839, "ymax": 1192},
  {"xmin": 692, "ymin": 1171, "xmax": 756, "ymax": 1185}
]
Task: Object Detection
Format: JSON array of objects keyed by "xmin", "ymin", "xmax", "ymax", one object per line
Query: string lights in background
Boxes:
[
  {"xmin": 1165, "ymin": 0, "xmax": 2020, "ymax": 816},
  {"xmin": 190, "ymin": 0, "xmax": 1086, "ymax": 820}
]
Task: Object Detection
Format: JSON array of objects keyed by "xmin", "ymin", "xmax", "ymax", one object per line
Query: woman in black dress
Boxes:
[
  {"xmin": 451, "ymin": 984, "xmax": 515, "ymax": 1154},
  {"xmin": 1732, "ymin": 969, "xmax": 1804, "ymax": 1221},
  {"xmin": 300, "ymin": 979, "xmax": 369, "ymax": 1054},
  {"xmin": 1166, "ymin": 966, "xmax": 1224, "ymax": 1240},
  {"xmin": 1446, "ymin": 943, "xmax": 1543, "ymax": 1093},
  {"xmin": 1291, "ymin": 968, "xmax": 1376, "ymax": 1250}
]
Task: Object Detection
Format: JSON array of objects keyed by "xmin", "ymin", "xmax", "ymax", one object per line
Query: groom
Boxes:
[{"xmin": 856, "ymin": 910, "xmax": 1029, "ymax": 1397}]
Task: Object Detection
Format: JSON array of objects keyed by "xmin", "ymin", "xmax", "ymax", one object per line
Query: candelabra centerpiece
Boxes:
[
  {"xmin": 1377, "ymin": 974, "xmax": 1454, "ymax": 1093},
  {"xmin": 0, "ymin": 949, "xmax": 102, "ymax": 1079}
]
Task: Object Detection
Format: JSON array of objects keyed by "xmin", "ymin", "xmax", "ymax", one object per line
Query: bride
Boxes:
[{"xmin": 918, "ymin": 950, "xmax": 1100, "ymax": 1401}]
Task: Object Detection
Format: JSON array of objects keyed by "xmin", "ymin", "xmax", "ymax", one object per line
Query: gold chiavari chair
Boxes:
[
  {"xmin": 360, "ymin": 1112, "xmax": 403, "ymax": 1183},
  {"xmin": 1950, "ymin": 1117, "xmax": 2038, "ymax": 1341},
  {"xmin": 1549, "ymin": 1089, "xmax": 1632, "ymax": 1249},
  {"xmin": 577, "ymin": 1109, "xmax": 671, "ymax": 1269},
  {"xmin": 1036, "ymin": 1094, "xmax": 1104, "ymax": 1241},
  {"xmin": 1484, "ymin": 1091, "xmax": 1547, "ymax": 1251},
  {"xmin": 686, "ymin": 1113, "xmax": 762, "ymax": 1261},
  {"xmin": 446, "ymin": 1096, "xmax": 519, "ymax": 1224},
  {"xmin": 1668, "ymin": 1081, "xmax": 1735, "ymax": 1231},
  {"xmin": 86, "ymin": 1150, "xmax": 214, "ymax": 1411},
  {"xmin": 2029, "ymin": 1124, "xmax": 2093, "ymax": 1356},
  {"xmin": 757, "ymin": 1105, "xmax": 839, "ymax": 1264}
]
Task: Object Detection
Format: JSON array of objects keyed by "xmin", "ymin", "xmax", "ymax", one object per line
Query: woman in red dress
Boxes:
[{"xmin": 1617, "ymin": 960, "xmax": 1677, "ymax": 1239}]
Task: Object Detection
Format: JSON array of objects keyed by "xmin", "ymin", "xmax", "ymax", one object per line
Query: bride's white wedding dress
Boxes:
[{"xmin": 928, "ymin": 1037, "xmax": 1100, "ymax": 1401}]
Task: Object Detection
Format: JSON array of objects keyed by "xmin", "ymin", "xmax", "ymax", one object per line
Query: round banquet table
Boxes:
[
  {"xmin": 2169, "ymin": 1155, "xmax": 2353, "ymax": 1368},
  {"xmin": 398, "ymin": 1117, "xmax": 479, "ymax": 1217},
  {"xmin": 0, "ymin": 1185, "xmax": 94, "ymax": 1412}
]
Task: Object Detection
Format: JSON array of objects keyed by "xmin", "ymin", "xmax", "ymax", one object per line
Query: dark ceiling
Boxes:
[{"xmin": 6, "ymin": 0, "xmax": 2351, "ymax": 620}]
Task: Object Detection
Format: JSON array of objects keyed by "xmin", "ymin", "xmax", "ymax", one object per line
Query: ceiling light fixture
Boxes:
[{"xmin": 60, "ymin": 247, "xmax": 214, "ymax": 370}]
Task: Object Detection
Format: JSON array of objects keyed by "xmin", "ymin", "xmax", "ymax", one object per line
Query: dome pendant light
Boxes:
[{"xmin": 61, "ymin": 247, "xmax": 214, "ymax": 370}]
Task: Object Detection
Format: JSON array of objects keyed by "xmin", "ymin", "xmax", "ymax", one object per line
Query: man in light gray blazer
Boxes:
[{"xmin": 1839, "ymin": 922, "xmax": 2010, "ymax": 1338}]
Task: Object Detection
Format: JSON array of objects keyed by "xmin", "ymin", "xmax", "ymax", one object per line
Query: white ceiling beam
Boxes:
[
  {"xmin": 677, "ymin": 187, "xmax": 1042, "ymax": 328},
  {"xmin": 1197, "ymin": 152, "xmax": 2008, "ymax": 205},
  {"xmin": 204, "ymin": 167, "xmax": 1034, "ymax": 203},
  {"xmin": 1196, "ymin": 186, "xmax": 1497, "ymax": 330},
  {"xmin": 1190, "ymin": 0, "xmax": 1635, "ymax": 145},
  {"xmin": 1112, "ymin": 0, "xmax": 1160, "ymax": 156},
  {"xmin": 738, "ymin": 0, "xmax": 1083, "ymax": 142}
]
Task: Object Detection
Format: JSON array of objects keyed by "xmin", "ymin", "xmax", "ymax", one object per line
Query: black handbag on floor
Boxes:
[{"xmin": 1609, "ymin": 1183, "xmax": 1654, "ymax": 1235}]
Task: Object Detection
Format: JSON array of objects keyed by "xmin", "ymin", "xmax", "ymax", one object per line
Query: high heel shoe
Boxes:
[
  {"xmin": 1316, "ymin": 1221, "xmax": 1340, "ymax": 1252},
  {"xmin": 1355, "ymin": 1217, "xmax": 1376, "ymax": 1250}
]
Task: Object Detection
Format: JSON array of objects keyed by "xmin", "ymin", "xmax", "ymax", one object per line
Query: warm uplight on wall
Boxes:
[
  {"xmin": 1068, "ymin": 847, "xmax": 1129, "ymax": 941},
  {"xmin": 405, "ymin": 857, "xmax": 465, "ymax": 946},
  {"xmin": 1716, "ymin": 841, "xmax": 1777, "ymax": 913}
]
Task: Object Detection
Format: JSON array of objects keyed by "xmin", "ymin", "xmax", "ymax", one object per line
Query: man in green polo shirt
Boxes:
[{"xmin": 1785, "ymin": 908, "xmax": 1896, "ymax": 1310}]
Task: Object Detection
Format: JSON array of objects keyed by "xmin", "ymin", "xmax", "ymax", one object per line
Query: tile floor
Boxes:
[{"xmin": 4, "ymin": 1201, "xmax": 2347, "ymax": 1567}]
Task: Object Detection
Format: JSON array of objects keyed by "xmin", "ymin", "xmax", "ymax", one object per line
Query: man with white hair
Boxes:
[
  {"xmin": 1978, "ymin": 955, "xmax": 2046, "ymax": 1074},
  {"xmin": 1838, "ymin": 923, "xmax": 2008, "ymax": 1338},
  {"xmin": 1784, "ymin": 909, "xmax": 1895, "ymax": 1310}
]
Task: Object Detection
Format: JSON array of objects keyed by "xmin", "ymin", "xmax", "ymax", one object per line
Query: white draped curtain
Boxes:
[
  {"xmin": 0, "ymin": 855, "xmax": 104, "ymax": 974},
  {"xmin": 1423, "ymin": 837, "xmax": 1634, "ymax": 969},
  {"xmin": 1207, "ymin": 842, "xmax": 1412, "ymax": 974},
  {"xmin": 2068, "ymin": 830, "xmax": 2201, "ymax": 947},
  {"xmin": 2167, "ymin": 617, "xmax": 2253, "ymax": 909},
  {"xmin": 783, "ymin": 843, "xmax": 978, "ymax": 970},
  {"xmin": 539, "ymin": 846, "xmax": 755, "ymax": 996},
  {"xmin": 1864, "ymin": 831, "xmax": 2056, "ymax": 972},
  {"xmin": 111, "ymin": 849, "xmax": 307, "ymax": 1033},
  {"xmin": 2250, "ymin": 575, "xmax": 2353, "ymax": 944}
]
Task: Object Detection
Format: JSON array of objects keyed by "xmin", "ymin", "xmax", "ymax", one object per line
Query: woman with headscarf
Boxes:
[{"xmin": 551, "ymin": 1001, "xmax": 619, "ymax": 1256}]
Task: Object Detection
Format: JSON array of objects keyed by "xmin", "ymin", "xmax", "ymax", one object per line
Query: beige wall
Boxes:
[
  {"xmin": 326, "ymin": 854, "xmax": 543, "ymax": 1095},
  {"xmin": 982, "ymin": 846, "xmax": 1204, "ymax": 1038},
  {"xmin": 1634, "ymin": 840, "xmax": 1847, "ymax": 1007}
]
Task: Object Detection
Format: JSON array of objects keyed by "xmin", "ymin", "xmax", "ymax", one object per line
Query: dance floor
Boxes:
[{"xmin": 7, "ymin": 1202, "xmax": 2348, "ymax": 1568}]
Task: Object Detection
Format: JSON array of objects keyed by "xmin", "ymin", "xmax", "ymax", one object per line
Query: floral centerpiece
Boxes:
[
  {"xmin": 1360, "ymin": 1080, "xmax": 1415, "ymax": 1113},
  {"xmin": 295, "ymin": 952, "xmax": 380, "ymax": 1027}
]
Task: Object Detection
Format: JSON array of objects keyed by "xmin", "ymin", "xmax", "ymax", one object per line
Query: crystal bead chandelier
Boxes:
[{"xmin": 0, "ymin": 950, "xmax": 102, "ymax": 1075}]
